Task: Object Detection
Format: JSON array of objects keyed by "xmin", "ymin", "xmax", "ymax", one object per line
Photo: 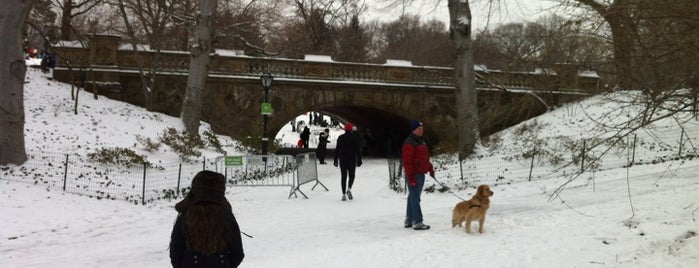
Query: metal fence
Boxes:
[
  {"xmin": 1, "ymin": 151, "xmax": 326, "ymax": 204},
  {"xmin": 0, "ymin": 151, "xmax": 215, "ymax": 204},
  {"xmin": 293, "ymin": 152, "xmax": 328, "ymax": 198},
  {"xmin": 212, "ymin": 152, "xmax": 327, "ymax": 199}
]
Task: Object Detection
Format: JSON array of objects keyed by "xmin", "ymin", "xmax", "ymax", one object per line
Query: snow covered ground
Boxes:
[{"xmin": 1, "ymin": 66, "xmax": 697, "ymax": 267}]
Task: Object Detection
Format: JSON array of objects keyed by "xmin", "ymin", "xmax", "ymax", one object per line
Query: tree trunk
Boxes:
[
  {"xmin": 448, "ymin": 0, "xmax": 479, "ymax": 160},
  {"xmin": 0, "ymin": 0, "xmax": 35, "ymax": 164},
  {"xmin": 60, "ymin": 0, "xmax": 72, "ymax": 40},
  {"xmin": 180, "ymin": 0, "xmax": 217, "ymax": 134},
  {"xmin": 605, "ymin": 12, "xmax": 636, "ymax": 89},
  {"xmin": 575, "ymin": 0, "xmax": 638, "ymax": 89}
]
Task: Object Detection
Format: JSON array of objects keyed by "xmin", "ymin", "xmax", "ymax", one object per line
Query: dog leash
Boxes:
[{"xmin": 428, "ymin": 175, "xmax": 469, "ymax": 202}]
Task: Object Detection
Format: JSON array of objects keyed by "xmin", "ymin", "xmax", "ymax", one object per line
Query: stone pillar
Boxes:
[{"xmin": 88, "ymin": 35, "xmax": 120, "ymax": 65}]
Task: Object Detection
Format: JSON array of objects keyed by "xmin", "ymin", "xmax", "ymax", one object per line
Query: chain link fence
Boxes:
[
  {"xmin": 1, "ymin": 151, "xmax": 324, "ymax": 204},
  {"xmin": 0, "ymin": 151, "xmax": 216, "ymax": 204},
  {"xmin": 388, "ymin": 130, "xmax": 698, "ymax": 192}
]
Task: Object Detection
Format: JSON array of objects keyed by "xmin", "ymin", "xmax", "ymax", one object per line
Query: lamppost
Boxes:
[{"xmin": 260, "ymin": 73, "xmax": 273, "ymax": 156}]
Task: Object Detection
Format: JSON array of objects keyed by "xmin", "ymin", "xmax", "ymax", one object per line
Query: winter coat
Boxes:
[
  {"xmin": 317, "ymin": 132, "xmax": 329, "ymax": 149},
  {"xmin": 334, "ymin": 130, "xmax": 362, "ymax": 165},
  {"xmin": 170, "ymin": 213, "xmax": 245, "ymax": 268},
  {"xmin": 402, "ymin": 133, "xmax": 434, "ymax": 180},
  {"xmin": 300, "ymin": 127, "xmax": 311, "ymax": 142}
]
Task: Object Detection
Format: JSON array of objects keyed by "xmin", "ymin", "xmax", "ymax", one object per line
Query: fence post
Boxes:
[
  {"xmin": 141, "ymin": 162, "xmax": 147, "ymax": 205},
  {"xmin": 631, "ymin": 134, "xmax": 637, "ymax": 164},
  {"xmin": 176, "ymin": 163, "xmax": 182, "ymax": 197},
  {"xmin": 63, "ymin": 154, "xmax": 69, "ymax": 191},
  {"xmin": 528, "ymin": 149, "xmax": 535, "ymax": 181},
  {"xmin": 580, "ymin": 139, "xmax": 586, "ymax": 173},
  {"xmin": 679, "ymin": 131, "xmax": 685, "ymax": 157}
]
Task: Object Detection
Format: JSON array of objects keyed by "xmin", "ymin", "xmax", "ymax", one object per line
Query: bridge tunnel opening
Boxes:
[
  {"xmin": 321, "ymin": 105, "xmax": 412, "ymax": 158},
  {"xmin": 274, "ymin": 106, "xmax": 417, "ymax": 158}
]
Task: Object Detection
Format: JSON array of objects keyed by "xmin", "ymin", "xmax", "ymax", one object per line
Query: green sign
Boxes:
[
  {"xmin": 261, "ymin": 102, "xmax": 273, "ymax": 115},
  {"xmin": 225, "ymin": 156, "xmax": 243, "ymax": 166}
]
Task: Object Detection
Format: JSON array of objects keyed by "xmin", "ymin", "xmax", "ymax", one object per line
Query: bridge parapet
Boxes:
[{"xmin": 54, "ymin": 35, "xmax": 599, "ymax": 92}]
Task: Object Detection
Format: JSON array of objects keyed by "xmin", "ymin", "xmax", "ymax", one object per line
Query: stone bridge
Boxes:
[{"xmin": 52, "ymin": 35, "xmax": 600, "ymax": 155}]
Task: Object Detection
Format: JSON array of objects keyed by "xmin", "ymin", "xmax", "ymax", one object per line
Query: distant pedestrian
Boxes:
[
  {"xmin": 170, "ymin": 170, "xmax": 245, "ymax": 267},
  {"xmin": 40, "ymin": 51, "xmax": 55, "ymax": 73},
  {"xmin": 290, "ymin": 118, "xmax": 296, "ymax": 132},
  {"xmin": 402, "ymin": 119, "xmax": 434, "ymax": 231},
  {"xmin": 334, "ymin": 123, "xmax": 362, "ymax": 201},
  {"xmin": 316, "ymin": 128, "xmax": 330, "ymax": 164},
  {"xmin": 300, "ymin": 126, "xmax": 311, "ymax": 148}
]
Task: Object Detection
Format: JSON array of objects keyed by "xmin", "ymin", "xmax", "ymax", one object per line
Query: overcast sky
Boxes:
[{"xmin": 363, "ymin": 0, "xmax": 558, "ymax": 31}]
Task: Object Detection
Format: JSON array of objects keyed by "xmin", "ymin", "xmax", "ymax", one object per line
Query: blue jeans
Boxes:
[{"xmin": 405, "ymin": 173, "xmax": 425, "ymax": 225}]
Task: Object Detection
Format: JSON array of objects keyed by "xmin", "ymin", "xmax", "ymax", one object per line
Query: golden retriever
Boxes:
[{"xmin": 451, "ymin": 184, "xmax": 494, "ymax": 233}]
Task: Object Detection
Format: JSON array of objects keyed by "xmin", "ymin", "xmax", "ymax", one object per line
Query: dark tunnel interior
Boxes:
[{"xmin": 316, "ymin": 105, "xmax": 414, "ymax": 158}]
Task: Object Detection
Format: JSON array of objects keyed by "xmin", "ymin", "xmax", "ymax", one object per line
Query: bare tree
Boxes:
[
  {"xmin": 180, "ymin": 0, "xmax": 217, "ymax": 135},
  {"xmin": 213, "ymin": 0, "xmax": 271, "ymax": 55},
  {"xmin": 0, "ymin": 0, "xmax": 36, "ymax": 164},
  {"xmin": 374, "ymin": 15, "xmax": 452, "ymax": 66},
  {"xmin": 57, "ymin": 0, "xmax": 103, "ymax": 40},
  {"xmin": 534, "ymin": 15, "xmax": 610, "ymax": 72},
  {"xmin": 555, "ymin": 0, "xmax": 639, "ymax": 89},
  {"xmin": 116, "ymin": 0, "xmax": 155, "ymax": 110},
  {"xmin": 633, "ymin": 0, "xmax": 699, "ymax": 92},
  {"xmin": 271, "ymin": 0, "xmax": 365, "ymax": 58},
  {"xmin": 448, "ymin": 0, "xmax": 479, "ymax": 159},
  {"xmin": 335, "ymin": 14, "xmax": 370, "ymax": 62},
  {"xmin": 478, "ymin": 22, "xmax": 546, "ymax": 72},
  {"xmin": 26, "ymin": 0, "xmax": 58, "ymax": 50},
  {"xmin": 115, "ymin": 0, "xmax": 180, "ymax": 50}
]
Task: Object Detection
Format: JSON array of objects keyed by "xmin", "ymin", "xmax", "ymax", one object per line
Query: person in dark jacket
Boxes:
[
  {"xmin": 316, "ymin": 128, "xmax": 330, "ymax": 164},
  {"xmin": 300, "ymin": 126, "xmax": 311, "ymax": 148},
  {"xmin": 402, "ymin": 119, "xmax": 434, "ymax": 230},
  {"xmin": 333, "ymin": 123, "xmax": 362, "ymax": 201},
  {"xmin": 170, "ymin": 171, "xmax": 245, "ymax": 268}
]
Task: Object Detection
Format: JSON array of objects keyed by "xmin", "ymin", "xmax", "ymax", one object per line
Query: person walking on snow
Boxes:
[
  {"xmin": 300, "ymin": 126, "xmax": 311, "ymax": 148},
  {"xmin": 316, "ymin": 128, "xmax": 330, "ymax": 164},
  {"xmin": 402, "ymin": 119, "xmax": 434, "ymax": 230},
  {"xmin": 334, "ymin": 123, "xmax": 362, "ymax": 201}
]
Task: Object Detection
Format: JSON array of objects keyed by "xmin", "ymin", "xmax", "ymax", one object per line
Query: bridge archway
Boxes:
[{"xmin": 263, "ymin": 87, "xmax": 457, "ymax": 156}]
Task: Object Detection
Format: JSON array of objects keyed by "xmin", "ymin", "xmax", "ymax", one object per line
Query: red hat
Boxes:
[{"xmin": 344, "ymin": 123, "xmax": 353, "ymax": 131}]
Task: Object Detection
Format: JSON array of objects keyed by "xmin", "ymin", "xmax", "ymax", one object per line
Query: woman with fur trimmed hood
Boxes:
[{"xmin": 169, "ymin": 171, "xmax": 244, "ymax": 268}]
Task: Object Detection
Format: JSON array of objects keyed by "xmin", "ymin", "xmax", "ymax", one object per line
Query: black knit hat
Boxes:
[
  {"xmin": 175, "ymin": 171, "xmax": 227, "ymax": 212},
  {"xmin": 190, "ymin": 170, "xmax": 226, "ymax": 203}
]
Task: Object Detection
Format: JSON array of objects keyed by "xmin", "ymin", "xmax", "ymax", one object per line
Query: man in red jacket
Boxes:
[{"xmin": 402, "ymin": 119, "xmax": 435, "ymax": 230}]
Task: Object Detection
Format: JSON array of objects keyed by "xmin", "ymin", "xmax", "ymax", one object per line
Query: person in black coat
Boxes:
[
  {"xmin": 170, "ymin": 171, "xmax": 245, "ymax": 268},
  {"xmin": 300, "ymin": 126, "xmax": 311, "ymax": 148},
  {"xmin": 316, "ymin": 128, "xmax": 330, "ymax": 164},
  {"xmin": 333, "ymin": 123, "xmax": 362, "ymax": 201}
]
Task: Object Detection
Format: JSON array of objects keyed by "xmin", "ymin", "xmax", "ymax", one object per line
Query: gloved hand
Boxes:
[
  {"xmin": 357, "ymin": 160, "xmax": 362, "ymax": 167},
  {"xmin": 333, "ymin": 161, "xmax": 338, "ymax": 167},
  {"xmin": 429, "ymin": 170, "xmax": 435, "ymax": 178},
  {"xmin": 408, "ymin": 176, "xmax": 417, "ymax": 187}
]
